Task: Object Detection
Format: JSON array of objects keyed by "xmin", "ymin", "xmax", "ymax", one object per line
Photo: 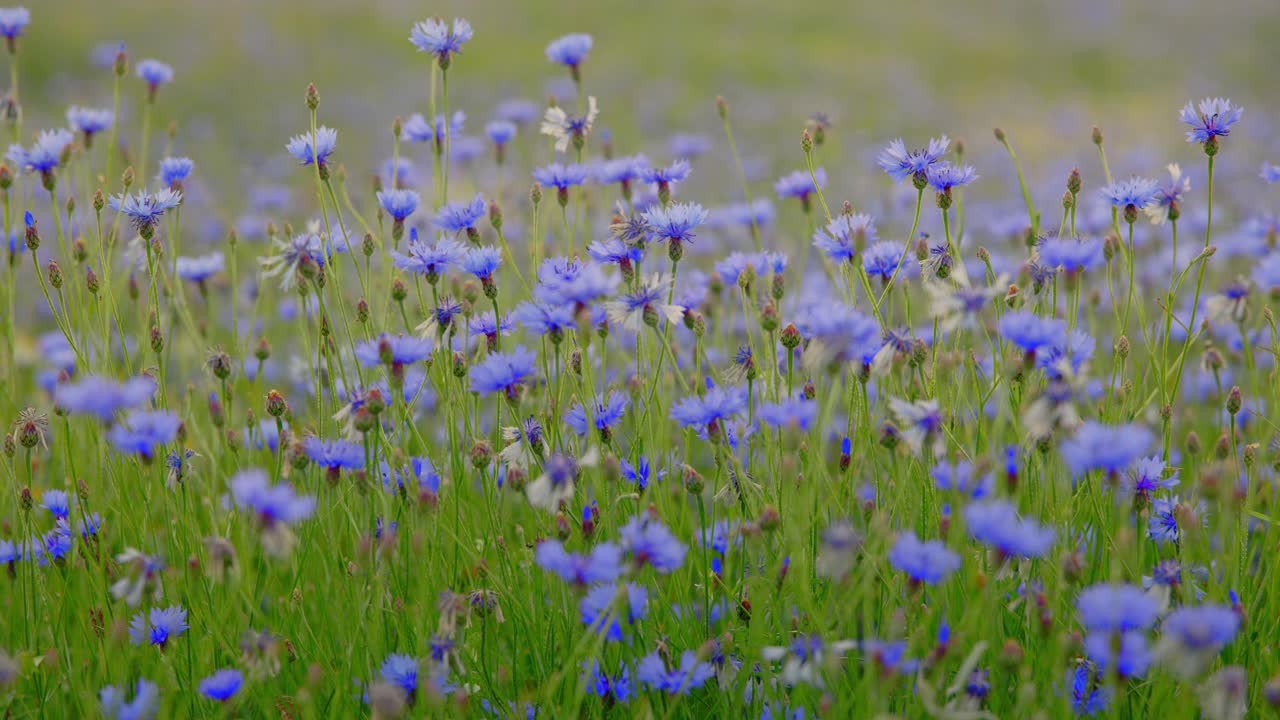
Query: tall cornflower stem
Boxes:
[
  {"xmin": 493, "ymin": 225, "xmax": 529, "ymax": 294},
  {"xmin": 94, "ymin": 207, "xmax": 131, "ymax": 373},
  {"xmin": 1164, "ymin": 155, "xmax": 1215, "ymax": 458},
  {"xmin": 876, "ymin": 187, "xmax": 924, "ymax": 310},
  {"xmin": 997, "ymin": 131, "xmax": 1039, "ymax": 238},
  {"xmin": 321, "ymin": 178, "xmax": 368, "ymax": 295},
  {"xmin": 1121, "ymin": 220, "xmax": 1136, "ymax": 336},
  {"xmin": 138, "ymin": 100, "xmax": 155, "ymax": 195},
  {"xmin": 800, "ymin": 141, "xmax": 829, "ymax": 276},
  {"xmin": 440, "ymin": 67, "xmax": 451, "ymax": 204},
  {"xmin": 489, "ymin": 297, "xmax": 503, "ymax": 352},
  {"xmin": 428, "ymin": 63, "xmax": 440, "ymax": 206},
  {"xmin": 559, "ymin": 202, "xmax": 571, "ymax": 257},
  {"xmin": 717, "ymin": 98, "xmax": 761, "ymax": 252},
  {"xmin": 1094, "ymin": 132, "xmax": 1120, "ymax": 238}
]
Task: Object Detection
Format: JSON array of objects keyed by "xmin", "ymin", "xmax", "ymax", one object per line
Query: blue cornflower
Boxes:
[
  {"xmin": 1084, "ymin": 631, "xmax": 1151, "ymax": 679},
  {"xmin": 460, "ymin": 245, "xmax": 503, "ymax": 281},
  {"xmin": 620, "ymin": 455, "xmax": 665, "ymax": 490},
  {"xmin": 864, "ymin": 240, "xmax": 912, "ymax": 280},
  {"xmin": 926, "ymin": 162, "xmax": 978, "ymax": 192},
  {"xmin": 285, "ymin": 126, "xmax": 337, "ymax": 166},
  {"xmin": 380, "ymin": 653, "xmax": 420, "ymax": 698},
  {"xmin": 1038, "ymin": 329, "xmax": 1095, "ymax": 379},
  {"xmin": 1128, "ymin": 456, "xmax": 1179, "ymax": 500},
  {"xmin": 1255, "ymin": 252, "xmax": 1280, "ymax": 290},
  {"xmin": 108, "ymin": 410, "xmax": 181, "ymax": 459},
  {"xmin": 589, "ymin": 663, "xmax": 634, "ymax": 704},
  {"xmin": 496, "ymin": 98, "xmax": 540, "ymax": 125},
  {"xmin": 545, "ymin": 33, "xmax": 593, "ymax": 68},
  {"xmin": 620, "ymin": 514, "xmax": 687, "ymax": 572},
  {"xmin": 669, "ymin": 133, "xmax": 711, "ymax": 159},
  {"xmin": 128, "ymin": 605, "xmax": 188, "ymax": 648},
  {"xmin": 642, "ymin": 201, "xmax": 707, "ymax": 244},
  {"xmin": 433, "ymin": 192, "xmax": 486, "ymax": 233},
  {"xmin": 1180, "ymin": 98, "xmax": 1243, "ymax": 145},
  {"xmin": 401, "ymin": 111, "xmax": 465, "ymax": 144},
  {"xmin": 532, "ymin": 162, "xmax": 589, "ymax": 189},
  {"xmin": 1262, "ymin": 162, "xmax": 1280, "ymax": 184},
  {"xmin": 1161, "ymin": 604, "xmax": 1239, "ymax": 650},
  {"xmin": 409, "ymin": 17, "xmax": 473, "ymax": 63},
  {"xmin": 41, "ymin": 526, "xmax": 73, "ymax": 564},
  {"xmin": 198, "ymin": 669, "xmax": 244, "ymax": 701},
  {"xmin": 640, "ymin": 159, "xmax": 690, "ymax": 186},
  {"xmin": 485, "ymin": 120, "xmax": 516, "ymax": 146},
  {"xmin": 580, "ymin": 582, "xmax": 647, "ymax": 640},
  {"xmin": 55, "ymin": 375, "xmax": 155, "ymax": 421},
  {"xmin": 1067, "ymin": 661, "xmax": 1110, "ymax": 716},
  {"xmin": 7, "ymin": 128, "xmax": 74, "ymax": 173},
  {"xmin": 1145, "ymin": 164, "xmax": 1190, "ymax": 225},
  {"xmin": 813, "ymin": 212, "xmax": 876, "ymax": 262},
  {"xmin": 889, "ymin": 531, "xmax": 961, "ymax": 585},
  {"xmin": 756, "ymin": 397, "xmax": 818, "ymax": 431},
  {"xmin": 136, "ymin": 59, "xmax": 173, "ymax": 92},
  {"xmin": 355, "ymin": 333, "xmax": 433, "ymax": 367},
  {"xmin": 66, "ymin": 106, "xmax": 113, "ymax": 138},
  {"xmin": 303, "ymin": 437, "xmax": 365, "ymax": 471},
  {"xmin": 998, "ymin": 310, "xmax": 1066, "ymax": 353},
  {"xmin": 774, "ymin": 167, "xmax": 825, "ymax": 200},
  {"xmin": 0, "ymin": 7, "xmax": 30, "ymax": 38},
  {"xmin": 391, "ymin": 232, "xmax": 465, "ymax": 279},
  {"xmin": 715, "ymin": 251, "xmax": 768, "ymax": 285},
  {"xmin": 588, "ymin": 237, "xmax": 644, "ymax": 269},
  {"xmin": 510, "ymin": 301, "xmax": 575, "ymax": 337},
  {"xmin": 964, "ymin": 500, "xmax": 1056, "ymax": 558},
  {"xmin": 42, "ymin": 489, "xmax": 71, "ymax": 519},
  {"xmin": 468, "ymin": 310, "xmax": 513, "ymax": 343},
  {"xmin": 636, "ymin": 650, "xmax": 715, "ymax": 694},
  {"xmin": 107, "ymin": 188, "xmax": 183, "ymax": 234},
  {"xmin": 535, "ymin": 257, "xmax": 618, "ymax": 306},
  {"xmin": 175, "ymin": 252, "xmax": 225, "ymax": 282},
  {"xmin": 596, "ymin": 154, "xmax": 647, "ymax": 187},
  {"xmin": 670, "ymin": 384, "xmax": 747, "ymax": 432},
  {"xmin": 1039, "ymin": 236, "xmax": 1104, "ymax": 273},
  {"xmin": 876, "ymin": 135, "xmax": 950, "ymax": 183},
  {"xmin": 470, "ymin": 346, "xmax": 537, "ymax": 397},
  {"xmin": 157, "ymin": 156, "xmax": 194, "ymax": 186},
  {"xmin": 721, "ymin": 198, "xmax": 775, "ymax": 228},
  {"xmin": 377, "ymin": 189, "xmax": 420, "ymax": 221},
  {"xmin": 565, "ymin": 392, "xmax": 629, "ymax": 437},
  {"xmin": 227, "ymin": 468, "xmax": 314, "ymax": 525},
  {"xmin": 930, "ymin": 460, "xmax": 993, "ymax": 499},
  {"xmin": 535, "ymin": 540, "xmax": 623, "ymax": 585},
  {"xmin": 1149, "ymin": 496, "xmax": 1203, "ymax": 544},
  {"xmin": 1077, "ymin": 583, "xmax": 1160, "ymax": 632},
  {"xmin": 100, "ymin": 678, "xmax": 160, "ymax": 720},
  {"xmin": 1059, "ymin": 421, "xmax": 1153, "ymax": 477},
  {"xmin": 1100, "ymin": 177, "xmax": 1159, "ymax": 211}
]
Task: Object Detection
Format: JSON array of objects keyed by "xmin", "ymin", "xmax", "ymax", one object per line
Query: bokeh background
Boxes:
[{"xmin": 18, "ymin": 0, "xmax": 1280, "ymax": 235}]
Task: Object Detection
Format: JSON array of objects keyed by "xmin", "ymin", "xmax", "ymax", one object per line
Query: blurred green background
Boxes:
[{"xmin": 17, "ymin": 0, "xmax": 1280, "ymax": 206}]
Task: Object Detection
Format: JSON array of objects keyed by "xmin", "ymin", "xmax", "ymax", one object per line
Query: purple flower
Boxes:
[
  {"xmin": 1060, "ymin": 422, "xmax": 1153, "ymax": 477},
  {"xmin": 7, "ymin": 128, "xmax": 74, "ymax": 173},
  {"xmin": 888, "ymin": 531, "xmax": 960, "ymax": 584},
  {"xmin": 1077, "ymin": 583, "xmax": 1160, "ymax": 632},
  {"xmin": 128, "ymin": 605, "xmax": 188, "ymax": 648},
  {"xmin": 377, "ymin": 189, "xmax": 420, "ymax": 221},
  {"xmin": 108, "ymin": 410, "xmax": 181, "ymax": 459},
  {"xmin": 877, "ymin": 135, "xmax": 949, "ymax": 183},
  {"xmin": 1180, "ymin": 98, "xmax": 1243, "ymax": 145},
  {"xmin": 926, "ymin": 162, "xmax": 978, "ymax": 192},
  {"xmin": 434, "ymin": 192, "xmax": 486, "ymax": 233},
  {"xmin": 535, "ymin": 540, "xmax": 623, "ymax": 585},
  {"xmin": 198, "ymin": 669, "xmax": 244, "ymax": 701},
  {"xmin": 564, "ymin": 392, "xmax": 629, "ymax": 437},
  {"xmin": 619, "ymin": 515, "xmax": 686, "ymax": 572},
  {"xmin": 670, "ymin": 385, "xmax": 747, "ymax": 432},
  {"xmin": 636, "ymin": 650, "xmax": 714, "ymax": 694},
  {"xmin": 964, "ymin": 500, "xmax": 1055, "ymax": 558},
  {"xmin": 775, "ymin": 168, "xmax": 825, "ymax": 199},
  {"xmin": 545, "ymin": 33, "xmax": 593, "ymax": 68},
  {"xmin": 285, "ymin": 126, "xmax": 337, "ymax": 166},
  {"xmin": 409, "ymin": 17, "xmax": 473, "ymax": 62},
  {"xmin": 470, "ymin": 346, "xmax": 537, "ymax": 397}
]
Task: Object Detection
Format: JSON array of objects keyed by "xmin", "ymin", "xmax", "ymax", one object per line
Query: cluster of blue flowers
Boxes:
[{"xmin": 0, "ymin": 5, "xmax": 1274, "ymax": 719}]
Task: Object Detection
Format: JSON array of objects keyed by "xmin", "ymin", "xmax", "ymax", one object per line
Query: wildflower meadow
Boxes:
[{"xmin": 3, "ymin": 3, "xmax": 1280, "ymax": 718}]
